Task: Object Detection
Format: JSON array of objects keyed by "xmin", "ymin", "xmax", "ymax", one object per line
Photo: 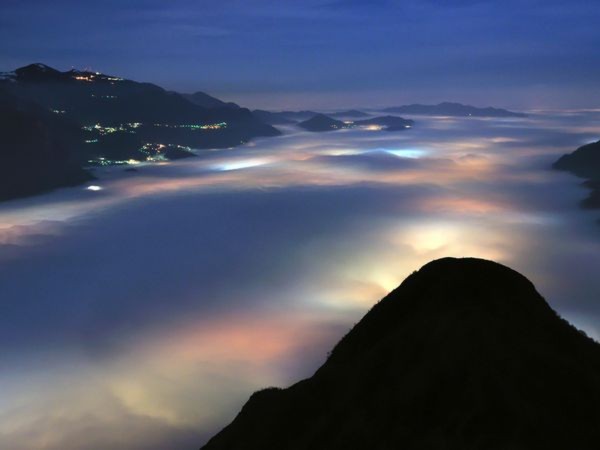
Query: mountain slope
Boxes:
[
  {"xmin": 0, "ymin": 64, "xmax": 279, "ymax": 160},
  {"xmin": 0, "ymin": 87, "xmax": 92, "ymax": 200},
  {"xmin": 183, "ymin": 91, "xmax": 240, "ymax": 110},
  {"xmin": 202, "ymin": 257, "xmax": 600, "ymax": 450},
  {"xmin": 0, "ymin": 63, "xmax": 281, "ymax": 200}
]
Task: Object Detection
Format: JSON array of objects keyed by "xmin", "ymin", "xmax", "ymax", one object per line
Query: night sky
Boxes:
[{"xmin": 1, "ymin": 0, "xmax": 600, "ymax": 109}]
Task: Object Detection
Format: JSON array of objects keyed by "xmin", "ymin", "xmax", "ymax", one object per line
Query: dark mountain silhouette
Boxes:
[
  {"xmin": 297, "ymin": 114, "xmax": 415, "ymax": 133},
  {"xmin": 353, "ymin": 115, "xmax": 414, "ymax": 131},
  {"xmin": 183, "ymin": 91, "xmax": 240, "ymax": 110},
  {"xmin": 383, "ymin": 102, "xmax": 527, "ymax": 118},
  {"xmin": 0, "ymin": 63, "xmax": 282, "ymax": 200},
  {"xmin": 553, "ymin": 140, "xmax": 600, "ymax": 210},
  {"xmin": 0, "ymin": 87, "xmax": 92, "ymax": 200},
  {"xmin": 330, "ymin": 110, "xmax": 370, "ymax": 118},
  {"xmin": 0, "ymin": 64, "xmax": 279, "ymax": 161},
  {"xmin": 298, "ymin": 114, "xmax": 346, "ymax": 132},
  {"xmin": 1, "ymin": 64, "xmax": 263, "ymax": 125},
  {"xmin": 254, "ymin": 103, "xmax": 525, "ymax": 124},
  {"xmin": 202, "ymin": 257, "xmax": 600, "ymax": 450}
]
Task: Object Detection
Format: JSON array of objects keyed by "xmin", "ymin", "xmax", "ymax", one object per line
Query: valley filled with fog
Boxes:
[{"xmin": 1, "ymin": 111, "xmax": 599, "ymax": 450}]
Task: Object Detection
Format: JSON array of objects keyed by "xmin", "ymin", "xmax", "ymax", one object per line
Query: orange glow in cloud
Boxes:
[
  {"xmin": 149, "ymin": 312, "xmax": 339, "ymax": 366},
  {"xmin": 418, "ymin": 196, "xmax": 508, "ymax": 215}
]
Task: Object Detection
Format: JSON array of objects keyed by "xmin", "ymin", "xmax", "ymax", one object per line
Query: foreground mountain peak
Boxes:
[{"xmin": 202, "ymin": 257, "xmax": 600, "ymax": 450}]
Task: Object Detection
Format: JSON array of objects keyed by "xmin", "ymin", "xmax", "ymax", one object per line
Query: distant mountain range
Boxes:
[
  {"xmin": 383, "ymin": 102, "xmax": 527, "ymax": 117},
  {"xmin": 0, "ymin": 63, "xmax": 279, "ymax": 200},
  {"xmin": 554, "ymin": 140, "xmax": 600, "ymax": 210},
  {"xmin": 298, "ymin": 113, "xmax": 414, "ymax": 132},
  {"xmin": 201, "ymin": 257, "xmax": 600, "ymax": 450},
  {"xmin": 252, "ymin": 102, "xmax": 527, "ymax": 125}
]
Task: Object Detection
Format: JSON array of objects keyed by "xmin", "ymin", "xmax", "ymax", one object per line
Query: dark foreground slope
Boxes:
[
  {"xmin": 554, "ymin": 140, "xmax": 600, "ymax": 209},
  {"xmin": 202, "ymin": 257, "xmax": 600, "ymax": 450}
]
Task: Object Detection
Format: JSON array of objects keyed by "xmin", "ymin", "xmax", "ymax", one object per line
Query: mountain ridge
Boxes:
[
  {"xmin": 183, "ymin": 91, "xmax": 240, "ymax": 110},
  {"xmin": 0, "ymin": 63, "xmax": 280, "ymax": 200},
  {"xmin": 383, "ymin": 102, "xmax": 527, "ymax": 118},
  {"xmin": 0, "ymin": 87, "xmax": 93, "ymax": 200}
]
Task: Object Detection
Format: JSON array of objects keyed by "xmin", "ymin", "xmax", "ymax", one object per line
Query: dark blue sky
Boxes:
[{"xmin": 1, "ymin": 0, "xmax": 600, "ymax": 108}]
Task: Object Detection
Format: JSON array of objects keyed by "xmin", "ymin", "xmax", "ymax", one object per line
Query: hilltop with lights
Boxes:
[
  {"xmin": 298, "ymin": 113, "xmax": 414, "ymax": 132},
  {"xmin": 0, "ymin": 63, "xmax": 279, "ymax": 163},
  {"xmin": 0, "ymin": 63, "xmax": 279, "ymax": 200}
]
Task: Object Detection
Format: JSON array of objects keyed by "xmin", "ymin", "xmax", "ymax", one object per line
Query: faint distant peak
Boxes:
[
  {"xmin": 383, "ymin": 102, "xmax": 527, "ymax": 118},
  {"xmin": 330, "ymin": 109, "xmax": 370, "ymax": 118},
  {"xmin": 298, "ymin": 113, "xmax": 346, "ymax": 132}
]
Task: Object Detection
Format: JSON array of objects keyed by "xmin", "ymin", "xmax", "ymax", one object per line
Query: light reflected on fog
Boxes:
[
  {"xmin": 212, "ymin": 158, "xmax": 270, "ymax": 171},
  {"xmin": 1, "ymin": 112, "xmax": 600, "ymax": 450},
  {"xmin": 381, "ymin": 148, "xmax": 427, "ymax": 158}
]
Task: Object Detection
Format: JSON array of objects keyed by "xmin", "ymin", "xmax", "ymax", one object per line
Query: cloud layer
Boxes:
[{"xmin": 1, "ymin": 113, "xmax": 600, "ymax": 449}]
